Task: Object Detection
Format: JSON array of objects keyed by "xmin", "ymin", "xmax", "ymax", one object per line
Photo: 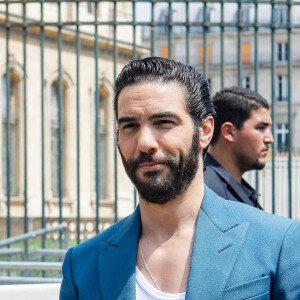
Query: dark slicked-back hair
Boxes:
[
  {"xmin": 211, "ymin": 86, "xmax": 270, "ymax": 145},
  {"xmin": 114, "ymin": 57, "xmax": 215, "ymax": 127}
]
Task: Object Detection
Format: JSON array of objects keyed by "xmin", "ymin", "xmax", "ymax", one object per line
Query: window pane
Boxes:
[
  {"xmin": 277, "ymin": 76, "xmax": 282, "ymax": 101},
  {"xmin": 277, "ymin": 76, "xmax": 288, "ymax": 101},
  {"xmin": 161, "ymin": 46, "xmax": 169, "ymax": 59},
  {"xmin": 98, "ymin": 133, "xmax": 107, "ymax": 198},
  {"xmin": 276, "ymin": 6, "xmax": 288, "ymax": 24},
  {"xmin": 51, "ymin": 85, "xmax": 59, "ymax": 122},
  {"xmin": 277, "ymin": 43, "xmax": 288, "ymax": 62},
  {"xmin": 242, "ymin": 43, "xmax": 250, "ymax": 63},
  {"xmin": 242, "ymin": 76, "xmax": 250, "ymax": 89},
  {"xmin": 96, "ymin": 95, "xmax": 107, "ymax": 199},
  {"xmin": 282, "ymin": 76, "xmax": 288, "ymax": 100},
  {"xmin": 2, "ymin": 75, "xmax": 18, "ymax": 196},
  {"xmin": 277, "ymin": 43, "xmax": 282, "ymax": 61},
  {"xmin": 284, "ymin": 44, "xmax": 288, "ymax": 61},
  {"xmin": 198, "ymin": 45, "xmax": 212, "ymax": 64},
  {"xmin": 2, "ymin": 76, "xmax": 7, "ymax": 115},
  {"xmin": 50, "ymin": 83, "xmax": 61, "ymax": 197},
  {"xmin": 275, "ymin": 123, "xmax": 289, "ymax": 153}
]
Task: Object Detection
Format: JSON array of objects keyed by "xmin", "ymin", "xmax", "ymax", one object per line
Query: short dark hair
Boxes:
[
  {"xmin": 211, "ymin": 86, "xmax": 270, "ymax": 145},
  {"xmin": 114, "ymin": 57, "xmax": 215, "ymax": 127}
]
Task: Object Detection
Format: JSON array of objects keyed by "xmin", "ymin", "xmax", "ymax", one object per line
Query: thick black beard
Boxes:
[{"xmin": 119, "ymin": 129, "xmax": 200, "ymax": 205}]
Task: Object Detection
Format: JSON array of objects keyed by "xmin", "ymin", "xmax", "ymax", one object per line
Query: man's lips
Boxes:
[{"xmin": 137, "ymin": 162, "xmax": 166, "ymax": 171}]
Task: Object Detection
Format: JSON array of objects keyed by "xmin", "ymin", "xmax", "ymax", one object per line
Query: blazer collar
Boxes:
[{"xmin": 186, "ymin": 186, "xmax": 249, "ymax": 299}]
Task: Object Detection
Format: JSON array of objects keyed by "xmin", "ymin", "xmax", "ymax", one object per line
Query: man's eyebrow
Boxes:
[
  {"xmin": 118, "ymin": 113, "xmax": 181, "ymax": 124},
  {"xmin": 257, "ymin": 121, "xmax": 272, "ymax": 126},
  {"xmin": 118, "ymin": 116, "xmax": 137, "ymax": 124},
  {"xmin": 149, "ymin": 112, "xmax": 181, "ymax": 122}
]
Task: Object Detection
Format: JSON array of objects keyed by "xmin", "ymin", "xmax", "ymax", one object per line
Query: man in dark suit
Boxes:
[
  {"xmin": 204, "ymin": 87, "xmax": 273, "ymax": 209},
  {"xmin": 60, "ymin": 58, "xmax": 299, "ymax": 300}
]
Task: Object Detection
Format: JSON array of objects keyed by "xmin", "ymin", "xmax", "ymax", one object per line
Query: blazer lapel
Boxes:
[
  {"xmin": 98, "ymin": 207, "xmax": 141, "ymax": 300},
  {"xmin": 186, "ymin": 187, "xmax": 249, "ymax": 300}
]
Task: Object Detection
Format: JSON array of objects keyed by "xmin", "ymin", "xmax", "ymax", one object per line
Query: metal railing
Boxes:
[
  {"xmin": 0, "ymin": 0, "xmax": 299, "ymax": 251},
  {"xmin": 0, "ymin": 224, "xmax": 68, "ymax": 250},
  {"xmin": 0, "ymin": 224, "xmax": 67, "ymax": 284},
  {"xmin": 0, "ymin": 276, "xmax": 62, "ymax": 284}
]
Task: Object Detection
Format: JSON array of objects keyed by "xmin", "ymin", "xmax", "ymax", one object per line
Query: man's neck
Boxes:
[
  {"xmin": 138, "ymin": 169, "xmax": 204, "ymax": 242},
  {"xmin": 208, "ymin": 145, "xmax": 243, "ymax": 183},
  {"xmin": 136, "ymin": 170, "xmax": 204, "ymax": 293}
]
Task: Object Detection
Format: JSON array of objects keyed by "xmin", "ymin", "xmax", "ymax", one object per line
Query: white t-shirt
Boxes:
[{"xmin": 136, "ymin": 266, "xmax": 186, "ymax": 300}]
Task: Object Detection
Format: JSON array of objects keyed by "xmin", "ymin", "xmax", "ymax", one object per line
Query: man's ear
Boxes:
[
  {"xmin": 200, "ymin": 116, "xmax": 214, "ymax": 150},
  {"xmin": 221, "ymin": 122, "xmax": 236, "ymax": 143}
]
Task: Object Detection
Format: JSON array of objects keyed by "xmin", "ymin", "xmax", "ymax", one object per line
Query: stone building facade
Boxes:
[{"xmin": 0, "ymin": 1, "xmax": 143, "ymax": 237}]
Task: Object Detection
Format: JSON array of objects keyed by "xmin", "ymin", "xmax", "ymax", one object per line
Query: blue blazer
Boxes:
[{"xmin": 60, "ymin": 187, "xmax": 300, "ymax": 299}]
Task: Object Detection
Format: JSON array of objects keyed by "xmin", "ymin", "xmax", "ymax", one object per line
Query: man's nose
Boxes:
[
  {"xmin": 136, "ymin": 127, "xmax": 159, "ymax": 154},
  {"xmin": 264, "ymin": 128, "xmax": 274, "ymax": 144}
]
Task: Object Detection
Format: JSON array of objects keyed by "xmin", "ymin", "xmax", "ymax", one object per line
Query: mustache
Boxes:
[{"xmin": 127, "ymin": 153, "xmax": 176, "ymax": 169}]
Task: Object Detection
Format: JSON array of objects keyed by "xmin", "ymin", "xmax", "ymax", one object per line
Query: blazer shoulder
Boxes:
[
  {"xmin": 203, "ymin": 187, "xmax": 295, "ymax": 236},
  {"xmin": 272, "ymin": 220, "xmax": 300, "ymax": 298},
  {"xmin": 226, "ymin": 198, "xmax": 295, "ymax": 234}
]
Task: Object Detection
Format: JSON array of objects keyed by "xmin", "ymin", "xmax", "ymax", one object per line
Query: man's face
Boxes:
[
  {"xmin": 117, "ymin": 82, "xmax": 201, "ymax": 204},
  {"xmin": 233, "ymin": 107, "xmax": 273, "ymax": 172}
]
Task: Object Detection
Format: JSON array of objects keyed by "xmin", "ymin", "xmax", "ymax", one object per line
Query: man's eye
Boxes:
[
  {"xmin": 122, "ymin": 123, "xmax": 137, "ymax": 130},
  {"xmin": 155, "ymin": 120, "xmax": 174, "ymax": 126},
  {"xmin": 257, "ymin": 126, "xmax": 266, "ymax": 131}
]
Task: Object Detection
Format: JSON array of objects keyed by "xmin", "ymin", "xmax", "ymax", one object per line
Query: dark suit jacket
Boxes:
[
  {"xmin": 204, "ymin": 153, "xmax": 262, "ymax": 209},
  {"xmin": 60, "ymin": 187, "xmax": 300, "ymax": 299}
]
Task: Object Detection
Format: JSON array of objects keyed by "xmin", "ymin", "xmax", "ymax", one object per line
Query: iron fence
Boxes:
[{"xmin": 0, "ymin": 0, "xmax": 299, "ymax": 250}]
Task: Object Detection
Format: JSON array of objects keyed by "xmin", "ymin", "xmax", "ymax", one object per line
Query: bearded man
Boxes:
[{"xmin": 60, "ymin": 57, "xmax": 300, "ymax": 300}]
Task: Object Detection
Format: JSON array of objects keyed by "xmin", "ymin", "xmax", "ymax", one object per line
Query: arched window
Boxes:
[
  {"xmin": 50, "ymin": 82, "xmax": 65, "ymax": 198},
  {"xmin": 1, "ymin": 74, "xmax": 19, "ymax": 196},
  {"xmin": 96, "ymin": 90, "xmax": 107, "ymax": 199}
]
